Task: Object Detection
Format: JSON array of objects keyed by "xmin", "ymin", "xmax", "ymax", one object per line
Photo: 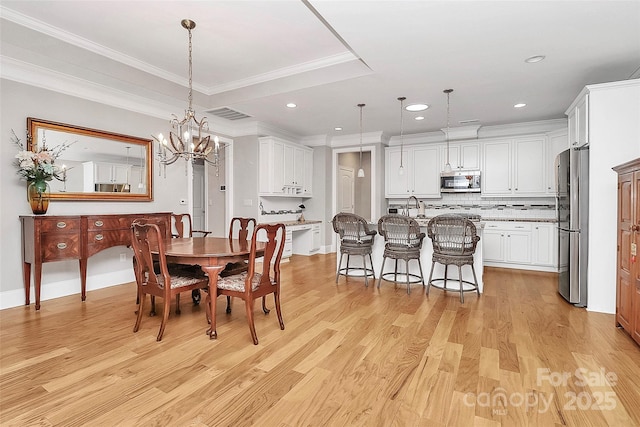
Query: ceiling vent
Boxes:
[{"xmin": 206, "ymin": 107, "xmax": 252, "ymax": 120}]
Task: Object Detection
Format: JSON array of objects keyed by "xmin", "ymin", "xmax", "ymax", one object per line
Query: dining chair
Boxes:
[
  {"xmin": 221, "ymin": 217, "xmax": 257, "ymax": 313},
  {"xmin": 130, "ymin": 220, "xmax": 210, "ymax": 341},
  {"xmin": 171, "ymin": 212, "xmax": 212, "ymax": 305},
  {"xmin": 425, "ymin": 214, "xmax": 480, "ymax": 303},
  {"xmin": 377, "ymin": 214, "xmax": 426, "ymax": 294},
  {"xmin": 206, "ymin": 223, "xmax": 286, "ymax": 345},
  {"xmin": 331, "ymin": 212, "xmax": 377, "ymax": 286},
  {"xmin": 171, "ymin": 213, "xmax": 211, "ymax": 238}
]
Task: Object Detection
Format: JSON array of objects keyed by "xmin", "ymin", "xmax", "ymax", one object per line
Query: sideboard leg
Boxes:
[{"xmin": 23, "ymin": 261, "xmax": 31, "ymax": 306}]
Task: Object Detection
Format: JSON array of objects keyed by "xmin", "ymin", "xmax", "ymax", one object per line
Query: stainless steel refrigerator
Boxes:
[{"xmin": 555, "ymin": 147, "xmax": 589, "ymax": 306}]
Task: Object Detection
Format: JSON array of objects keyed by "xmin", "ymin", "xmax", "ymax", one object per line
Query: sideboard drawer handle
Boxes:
[
  {"xmin": 57, "ymin": 242, "xmax": 67, "ymax": 250},
  {"xmin": 56, "ymin": 222, "xmax": 67, "ymax": 229},
  {"xmin": 94, "ymin": 220, "xmax": 104, "ymax": 227},
  {"xmin": 95, "ymin": 234, "xmax": 104, "ymax": 241}
]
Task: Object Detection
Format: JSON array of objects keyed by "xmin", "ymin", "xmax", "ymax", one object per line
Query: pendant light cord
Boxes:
[{"xmin": 398, "ymin": 97, "xmax": 406, "ymax": 170}]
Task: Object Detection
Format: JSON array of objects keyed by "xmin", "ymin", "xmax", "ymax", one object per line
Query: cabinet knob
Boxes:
[
  {"xmin": 56, "ymin": 242, "xmax": 67, "ymax": 250},
  {"xmin": 56, "ymin": 222, "xmax": 67, "ymax": 229},
  {"xmin": 95, "ymin": 234, "xmax": 104, "ymax": 241},
  {"xmin": 95, "ymin": 220, "xmax": 104, "ymax": 227}
]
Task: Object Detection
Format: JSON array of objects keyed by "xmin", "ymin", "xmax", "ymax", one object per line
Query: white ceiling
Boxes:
[{"xmin": 1, "ymin": 1, "xmax": 639, "ymax": 140}]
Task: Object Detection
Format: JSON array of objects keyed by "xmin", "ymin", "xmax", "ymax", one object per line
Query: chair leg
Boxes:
[
  {"xmin": 226, "ymin": 296, "xmax": 232, "ymax": 313},
  {"xmin": 133, "ymin": 293, "xmax": 145, "ymax": 332},
  {"xmin": 405, "ymin": 259, "xmax": 411, "ymax": 295},
  {"xmin": 458, "ymin": 265, "xmax": 464, "ymax": 303},
  {"xmin": 368, "ymin": 253, "xmax": 375, "ymax": 279},
  {"xmin": 336, "ymin": 252, "xmax": 343, "ymax": 283},
  {"xmin": 157, "ymin": 297, "xmax": 171, "ymax": 341},
  {"xmin": 443, "ymin": 265, "xmax": 449, "ymax": 293},
  {"xmin": 245, "ymin": 298, "xmax": 258, "ymax": 345},
  {"xmin": 346, "ymin": 254, "xmax": 351, "ymax": 277},
  {"xmin": 362, "ymin": 255, "xmax": 368, "ymax": 287},
  {"xmin": 426, "ymin": 261, "xmax": 436, "ymax": 295},
  {"xmin": 394, "ymin": 259, "xmax": 399, "ymax": 283},
  {"xmin": 274, "ymin": 291, "xmax": 285, "ymax": 331},
  {"xmin": 377, "ymin": 256, "xmax": 387, "ymax": 289},
  {"xmin": 150, "ymin": 296, "xmax": 156, "ymax": 316},
  {"xmin": 262, "ymin": 296, "xmax": 270, "ymax": 314},
  {"xmin": 175, "ymin": 293, "xmax": 181, "ymax": 315},
  {"xmin": 471, "ymin": 264, "xmax": 480, "ymax": 296},
  {"xmin": 417, "ymin": 258, "xmax": 425, "ymax": 288}
]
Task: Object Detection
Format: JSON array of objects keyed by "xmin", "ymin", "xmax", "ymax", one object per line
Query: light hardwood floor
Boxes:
[{"xmin": 1, "ymin": 254, "xmax": 639, "ymax": 426}]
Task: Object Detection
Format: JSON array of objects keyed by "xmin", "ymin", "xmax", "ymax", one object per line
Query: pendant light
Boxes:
[
  {"xmin": 443, "ymin": 89, "xmax": 454, "ymax": 173},
  {"xmin": 398, "ymin": 96, "xmax": 406, "ymax": 176},
  {"xmin": 357, "ymin": 103, "xmax": 365, "ymax": 178}
]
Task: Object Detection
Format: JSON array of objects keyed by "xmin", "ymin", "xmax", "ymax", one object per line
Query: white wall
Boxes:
[
  {"xmin": 587, "ymin": 80, "xmax": 640, "ymax": 313},
  {"xmin": 0, "ymin": 80, "xmax": 190, "ymax": 309}
]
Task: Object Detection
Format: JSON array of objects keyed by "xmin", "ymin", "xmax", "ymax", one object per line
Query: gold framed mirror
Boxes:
[{"xmin": 27, "ymin": 118, "xmax": 153, "ymax": 201}]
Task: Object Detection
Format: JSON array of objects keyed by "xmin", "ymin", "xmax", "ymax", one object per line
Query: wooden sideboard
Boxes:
[{"xmin": 20, "ymin": 212, "xmax": 172, "ymax": 310}]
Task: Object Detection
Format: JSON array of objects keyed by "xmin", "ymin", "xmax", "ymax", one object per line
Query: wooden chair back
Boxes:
[
  {"xmin": 171, "ymin": 213, "xmax": 211, "ymax": 238},
  {"xmin": 229, "ymin": 217, "xmax": 257, "ymax": 241}
]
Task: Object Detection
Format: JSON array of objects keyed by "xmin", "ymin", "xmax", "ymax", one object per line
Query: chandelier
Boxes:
[{"xmin": 153, "ymin": 19, "xmax": 224, "ymax": 175}]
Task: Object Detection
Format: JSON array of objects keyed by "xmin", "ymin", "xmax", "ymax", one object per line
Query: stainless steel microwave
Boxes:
[{"xmin": 440, "ymin": 170, "xmax": 481, "ymax": 192}]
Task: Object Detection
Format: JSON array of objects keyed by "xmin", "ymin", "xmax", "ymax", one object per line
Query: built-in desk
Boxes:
[{"xmin": 20, "ymin": 212, "xmax": 172, "ymax": 310}]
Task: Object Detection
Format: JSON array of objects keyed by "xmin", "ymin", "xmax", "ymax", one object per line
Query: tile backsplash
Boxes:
[{"xmin": 389, "ymin": 192, "xmax": 556, "ymax": 220}]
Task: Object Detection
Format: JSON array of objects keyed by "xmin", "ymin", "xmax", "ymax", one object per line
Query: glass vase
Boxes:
[{"xmin": 27, "ymin": 180, "xmax": 50, "ymax": 215}]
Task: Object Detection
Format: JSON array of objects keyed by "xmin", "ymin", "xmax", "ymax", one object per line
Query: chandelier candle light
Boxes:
[
  {"xmin": 398, "ymin": 96, "xmax": 406, "ymax": 176},
  {"xmin": 357, "ymin": 103, "xmax": 365, "ymax": 178},
  {"xmin": 153, "ymin": 19, "xmax": 224, "ymax": 176}
]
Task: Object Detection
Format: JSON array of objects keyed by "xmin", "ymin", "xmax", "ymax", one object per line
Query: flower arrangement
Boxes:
[{"xmin": 11, "ymin": 129, "xmax": 72, "ymax": 183}]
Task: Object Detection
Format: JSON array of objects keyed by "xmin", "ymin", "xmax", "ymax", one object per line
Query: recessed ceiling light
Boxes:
[
  {"xmin": 414, "ymin": 116, "xmax": 425, "ymax": 121},
  {"xmin": 286, "ymin": 103, "xmax": 297, "ymax": 108},
  {"xmin": 459, "ymin": 119, "xmax": 479, "ymax": 124},
  {"xmin": 525, "ymin": 55, "xmax": 545, "ymax": 63},
  {"xmin": 406, "ymin": 103, "xmax": 429, "ymax": 112},
  {"xmin": 514, "ymin": 103, "xmax": 526, "ymax": 108},
  {"xmin": 334, "ymin": 127, "xmax": 343, "ymax": 131}
]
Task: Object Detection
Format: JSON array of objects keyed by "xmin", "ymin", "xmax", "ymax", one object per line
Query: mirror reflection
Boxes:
[{"xmin": 27, "ymin": 118, "xmax": 153, "ymax": 201}]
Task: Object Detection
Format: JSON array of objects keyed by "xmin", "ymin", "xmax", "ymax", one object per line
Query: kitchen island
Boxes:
[{"xmin": 337, "ymin": 217, "xmax": 484, "ymax": 294}]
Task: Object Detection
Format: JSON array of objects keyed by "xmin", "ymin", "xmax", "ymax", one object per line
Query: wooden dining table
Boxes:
[{"xmin": 151, "ymin": 236, "xmax": 266, "ymax": 338}]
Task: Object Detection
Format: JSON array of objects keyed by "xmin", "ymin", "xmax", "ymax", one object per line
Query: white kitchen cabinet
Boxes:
[
  {"xmin": 303, "ymin": 148, "xmax": 313, "ymax": 196},
  {"xmin": 311, "ymin": 223, "xmax": 321, "ymax": 252},
  {"xmin": 82, "ymin": 161, "xmax": 131, "ymax": 191},
  {"xmin": 566, "ymin": 92, "xmax": 589, "ymax": 147},
  {"xmin": 482, "ymin": 221, "xmax": 557, "ymax": 272},
  {"xmin": 385, "ymin": 145, "xmax": 440, "ymax": 198},
  {"xmin": 283, "ymin": 228, "xmax": 293, "ymax": 258},
  {"xmin": 545, "ymin": 129, "xmax": 568, "ymax": 195},
  {"xmin": 513, "ymin": 136, "xmax": 547, "ymax": 195},
  {"xmin": 440, "ymin": 142, "xmax": 481, "ymax": 171},
  {"xmin": 259, "ymin": 136, "xmax": 312, "ymax": 197},
  {"xmin": 481, "ymin": 141, "xmax": 512, "ymax": 195},
  {"xmin": 532, "ymin": 223, "xmax": 556, "ymax": 267},
  {"xmin": 481, "ymin": 136, "xmax": 547, "ymax": 197}
]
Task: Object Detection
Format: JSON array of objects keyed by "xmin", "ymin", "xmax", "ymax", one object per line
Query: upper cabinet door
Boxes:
[
  {"xmin": 460, "ymin": 143, "xmax": 481, "ymax": 170},
  {"xmin": 385, "ymin": 147, "xmax": 409, "ymax": 197},
  {"xmin": 482, "ymin": 141, "xmax": 512, "ymax": 195},
  {"xmin": 513, "ymin": 137, "xmax": 546, "ymax": 195},
  {"xmin": 412, "ymin": 145, "xmax": 440, "ymax": 197}
]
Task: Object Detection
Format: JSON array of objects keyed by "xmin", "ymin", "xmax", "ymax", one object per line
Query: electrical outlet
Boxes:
[
  {"xmin": 119, "ymin": 253, "xmax": 128, "ymax": 262},
  {"xmin": 243, "ymin": 199, "xmax": 253, "ymax": 206}
]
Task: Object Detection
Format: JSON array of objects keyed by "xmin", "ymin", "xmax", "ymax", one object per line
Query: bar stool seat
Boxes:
[
  {"xmin": 377, "ymin": 214, "xmax": 426, "ymax": 294},
  {"xmin": 332, "ymin": 213, "xmax": 377, "ymax": 286},
  {"xmin": 425, "ymin": 214, "xmax": 480, "ymax": 303}
]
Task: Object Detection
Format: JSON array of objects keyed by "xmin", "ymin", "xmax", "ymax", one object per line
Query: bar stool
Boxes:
[
  {"xmin": 425, "ymin": 214, "xmax": 480, "ymax": 303},
  {"xmin": 377, "ymin": 214, "xmax": 426, "ymax": 294},
  {"xmin": 332, "ymin": 213, "xmax": 377, "ymax": 286}
]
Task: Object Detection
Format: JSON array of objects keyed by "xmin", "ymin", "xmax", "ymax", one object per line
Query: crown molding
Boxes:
[{"xmin": 207, "ymin": 52, "xmax": 357, "ymax": 94}]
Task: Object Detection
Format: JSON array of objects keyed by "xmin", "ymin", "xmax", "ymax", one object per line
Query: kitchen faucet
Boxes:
[{"xmin": 406, "ymin": 195, "xmax": 420, "ymax": 216}]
